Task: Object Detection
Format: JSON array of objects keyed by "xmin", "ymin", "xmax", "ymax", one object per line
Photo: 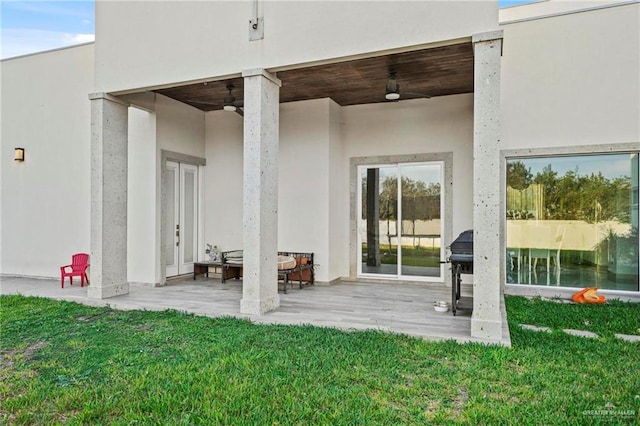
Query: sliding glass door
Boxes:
[{"xmin": 359, "ymin": 162, "xmax": 443, "ymax": 281}]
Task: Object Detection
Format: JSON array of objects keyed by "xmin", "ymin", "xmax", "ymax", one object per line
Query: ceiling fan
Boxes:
[
  {"xmin": 384, "ymin": 70, "xmax": 431, "ymax": 102},
  {"xmin": 221, "ymin": 84, "xmax": 243, "ymax": 116},
  {"xmin": 187, "ymin": 83, "xmax": 244, "ymax": 116}
]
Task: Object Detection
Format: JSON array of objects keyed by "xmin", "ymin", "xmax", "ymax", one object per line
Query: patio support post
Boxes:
[
  {"xmin": 471, "ymin": 31, "xmax": 503, "ymax": 341},
  {"xmin": 240, "ymin": 68, "xmax": 282, "ymax": 315},
  {"xmin": 87, "ymin": 93, "xmax": 130, "ymax": 299}
]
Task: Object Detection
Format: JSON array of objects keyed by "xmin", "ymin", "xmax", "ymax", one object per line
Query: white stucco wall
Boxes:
[
  {"xmin": 204, "ymin": 111, "xmax": 244, "ymax": 252},
  {"xmin": 500, "ymin": 2, "xmax": 640, "ymax": 149},
  {"xmin": 0, "ymin": 45, "xmax": 94, "ymax": 278},
  {"xmin": 95, "ymin": 1, "xmax": 497, "ymax": 93},
  {"xmin": 128, "ymin": 107, "xmax": 158, "ymax": 285},
  {"xmin": 156, "ymin": 94, "xmax": 206, "ymax": 158},
  {"xmin": 278, "ymin": 99, "xmax": 333, "ymax": 281},
  {"xmin": 328, "ymin": 100, "xmax": 348, "ymax": 281}
]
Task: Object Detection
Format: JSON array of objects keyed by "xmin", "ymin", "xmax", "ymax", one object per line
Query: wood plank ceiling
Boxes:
[{"xmin": 155, "ymin": 42, "xmax": 474, "ymax": 112}]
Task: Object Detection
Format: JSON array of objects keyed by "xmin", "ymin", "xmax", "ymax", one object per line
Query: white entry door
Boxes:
[{"xmin": 165, "ymin": 161, "xmax": 199, "ymax": 277}]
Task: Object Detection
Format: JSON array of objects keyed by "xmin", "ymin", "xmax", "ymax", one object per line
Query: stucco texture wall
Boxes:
[
  {"xmin": 95, "ymin": 1, "xmax": 497, "ymax": 93},
  {"xmin": 127, "ymin": 107, "xmax": 158, "ymax": 285},
  {"xmin": 1, "ymin": 45, "xmax": 94, "ymax": 277},
  {"xmin": 500, "ymin": 3, "xmax": 640, "ymax": 150}
]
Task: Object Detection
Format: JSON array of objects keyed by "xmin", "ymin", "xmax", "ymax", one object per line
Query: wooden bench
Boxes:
[{"xmin": 221, "ymin": 250, "xmax": 315, "ymax": 293}]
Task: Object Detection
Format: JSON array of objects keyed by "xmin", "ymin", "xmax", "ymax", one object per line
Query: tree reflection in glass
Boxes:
[{"xmin": 506, "ymin": 153, "xmax": 638, "ymax": 291}]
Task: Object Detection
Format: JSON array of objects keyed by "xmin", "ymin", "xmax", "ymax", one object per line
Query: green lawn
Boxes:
[
  {"xmin": 362, "ymin": 244, "xmax": 442, "ymax": 268},
  {"xmin": 1, "ymin": 295, "xmax": 639, "ymax": 425}
]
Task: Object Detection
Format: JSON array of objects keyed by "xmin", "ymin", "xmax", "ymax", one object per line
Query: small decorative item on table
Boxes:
[{"xmin": 206, "ymin": 244, "xmax": 221, "ymax": 262}]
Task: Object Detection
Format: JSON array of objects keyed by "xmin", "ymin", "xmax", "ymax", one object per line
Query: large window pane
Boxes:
[
  {"xmin": 361, "ymin": 166, "xmax": 398, "ymax": 276},
  {"xmin": 506, "ymin": 153, "xmax": 639, "ymax": 291},
  {"xmin": 399, "ymin": 164, "xmax": 441, "ymax": 277}
]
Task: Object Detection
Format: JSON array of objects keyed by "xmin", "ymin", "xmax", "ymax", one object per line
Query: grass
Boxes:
[
  {"xmin": 362, "ymin": 244, "xmax": 441, "ymax": 268},
  {"xmin": 1, "ymin": 295, "xmax": 639, "ymax": 424}
]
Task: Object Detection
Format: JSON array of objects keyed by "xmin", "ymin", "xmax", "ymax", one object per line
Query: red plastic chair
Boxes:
[{"xmin": 60, "ymin": 253, "xmax": 90, "ymax": 288}]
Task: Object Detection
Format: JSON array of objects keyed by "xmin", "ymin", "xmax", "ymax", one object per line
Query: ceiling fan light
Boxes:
[
  {"xmin": 222, "ymin": 84, "xmax": 237, "ymax": 112},
  {"xmin": 385, "ymin": 73, "xmax": 400, "ymax": 100}
]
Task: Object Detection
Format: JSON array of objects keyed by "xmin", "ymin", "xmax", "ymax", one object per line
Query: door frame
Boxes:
[
  {"xmin": 350, "ymin": 153, "xmax": 453, "ymax": 286},
  {"xmin": 160, "ymin": 150, "xmax": 206, "ymax": 283}
]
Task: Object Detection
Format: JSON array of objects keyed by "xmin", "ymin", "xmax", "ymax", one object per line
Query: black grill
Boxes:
[
  {"xmin": 448, "ymin": 230, "xmax": 474, "ymax": 315},
  {"xmin": 449, "ymin": 229, "xmax": 473, "ymax": 270}
]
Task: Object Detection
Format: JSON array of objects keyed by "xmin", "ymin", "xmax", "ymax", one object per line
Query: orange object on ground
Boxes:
[{"xmin": 572, "ymin": 287, "xmax": 606, "ymax": 304}]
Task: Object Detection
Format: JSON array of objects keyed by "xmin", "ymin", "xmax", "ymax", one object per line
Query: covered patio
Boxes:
[
  {"xmin": 89, "ymin": 30, "xmax": 505, "ymax": 342},
  {"xmin": 0, "ymin": 276, "xmax": 511, "ymax": 346}
]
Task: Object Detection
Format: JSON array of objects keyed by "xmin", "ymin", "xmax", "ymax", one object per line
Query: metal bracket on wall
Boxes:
[{"xmin": 249, "ymin": 17, "xmax": 264, "ymax": 41}]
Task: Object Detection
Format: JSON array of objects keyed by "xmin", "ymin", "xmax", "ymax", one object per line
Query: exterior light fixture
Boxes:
[
  {"xmin": 14, "ymin": 147, "xmax": 25, "ymax": 161},
  {"xmin": 223, "ymin": 84, "xmax": 237, "ymax": 112},
  {"xmin": 385, "ymin": 71, "xmax": 401, "ymax": 101}
]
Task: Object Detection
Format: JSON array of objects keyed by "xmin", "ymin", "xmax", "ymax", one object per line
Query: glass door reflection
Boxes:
[
  {"xmin": 360, "ymin": 163, "xmax": 443, "ymax": 280},
  {"xmin": 361, "ymin": 166, "xmax": 398, "ymax": 276},
  {"xmin": 399, "ymin": 164, "xmax": 442, "ymax": 278}
]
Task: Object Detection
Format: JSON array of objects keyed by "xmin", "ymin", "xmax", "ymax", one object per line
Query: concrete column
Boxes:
[
  {"xmin": 240, "ymin": 69, "xmax": 282, "ymax": 315},
  {"xmin": 471, "ymin": 31, "xmax": 503, "ymax": 341},
  {"xmin": 88, "ymin": 93, "xmax": 129, "ymax": 299}
]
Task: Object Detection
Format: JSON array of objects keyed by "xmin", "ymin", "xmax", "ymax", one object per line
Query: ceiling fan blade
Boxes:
[
  {"xmin": 402, "ymin": 91, "xmax": 432, "ymax": 99},
  {"xmin": 235, "ymin": 108, "xmax": 244, "ymax": 117},
  {"xmin": 186, "ymin": 99, "xmax": 218, "ymax": 106}
]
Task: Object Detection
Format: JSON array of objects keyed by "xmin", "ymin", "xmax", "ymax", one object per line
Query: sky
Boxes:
[
  {"xmin": 1, "ymin": 1, "xmax": 95, "ymax": 59},
  {"xmin": 0, "ymin": 0, "xmax": 535, "ymax": 60}
]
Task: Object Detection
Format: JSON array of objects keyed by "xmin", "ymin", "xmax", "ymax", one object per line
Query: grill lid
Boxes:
[{"xmin": 449, "ymin": 229, "xmax": 473, "ymax": 254}]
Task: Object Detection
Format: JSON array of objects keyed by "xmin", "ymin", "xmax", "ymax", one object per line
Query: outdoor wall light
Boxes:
[{"xmin": 14, "ymin": 147, "xmax": 25, "ymax": 161}]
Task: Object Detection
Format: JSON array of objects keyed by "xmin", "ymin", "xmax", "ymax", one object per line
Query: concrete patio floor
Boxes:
[{"xmin": 0, "ymin": 275, "xmax": 511, "ymax": 346}]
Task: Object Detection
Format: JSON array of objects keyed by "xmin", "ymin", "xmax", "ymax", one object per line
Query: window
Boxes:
[{"xmin": 506, "ymin": 153, "xmax": 639, "ymax": 291}]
